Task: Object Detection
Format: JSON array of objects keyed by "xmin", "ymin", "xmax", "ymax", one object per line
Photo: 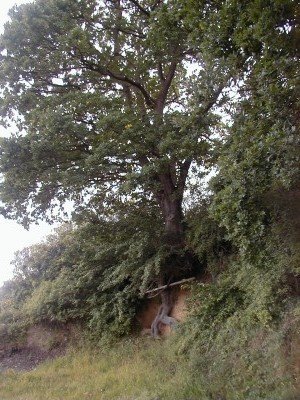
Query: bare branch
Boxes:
[{"xmin": 145, "ymin": 277, "xmax": 195, "ymax": 295}]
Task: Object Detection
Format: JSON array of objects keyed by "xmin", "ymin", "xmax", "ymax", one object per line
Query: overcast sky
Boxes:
[{"xmin": 0, "ymin": 0, "xmax": 54, "ymax": 286}]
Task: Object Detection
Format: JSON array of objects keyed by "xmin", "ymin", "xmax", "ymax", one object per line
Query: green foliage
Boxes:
[
  {"xmin": 0, "ymin": 202, "xmax": 167, "ymax": 340},
  {"xmin": 179, "ymin": 313, "xmax": 300, "ymax": 399},
  {"xmin": 0, "ymin": 0, "xmax": 224, "ymax": 227},
  {"xmin": 0, "ymin": 281, "xmax": 27, "ymax": 347},
  {"xmin": 174, "ymin": 265, "xmax": 300, "ymax": 398},
  {"xmin": 178, "ymin": 203, "xmax": 300, "ymax": 349},
  {"xmin": 186, "ymin": 199, "xmax": 233, "ymax": 277},
  {"xmin": 211, "ymin": 0, "xmax": 299, "ymax": 255},
  {"xmin": 184, "ymin": 3, "xmax": 300, "ymax": 368}
]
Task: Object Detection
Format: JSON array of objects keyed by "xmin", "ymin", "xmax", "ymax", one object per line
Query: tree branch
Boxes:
[
  {"xmin": 177, "ymin": 159, "xmax": 191, "ymax": 197},
  {"xmin": 157, "ymin": 62, "xmax": 165, "ymax": 82},
  {"xmin": 112, "ymin": 0, "xmax": 122, "ymax": 56},
  {"xmin": 151, "ymin": 0, "xmax": 163, "ymax": 11},
  {"xmin": 128, "ymin": 0, "xmax": 150, "ymax": 16},
  {"xmin": 202, "ymin": 84, "xmax": 224, "ymax": 114},
  {"xmin": 81, "ymin": 58, "xmax": 155, "ymax": 108},
  {"xmin": 155, "ymin": 58, "xmax": 178, "ymax": 113},
  {"xmin": 145, "ymin": 277, "xmax": 195, "ymax": 295}
]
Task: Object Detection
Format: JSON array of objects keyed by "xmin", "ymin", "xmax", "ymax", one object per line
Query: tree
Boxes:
[{"xmin": 0, "ymin": 1, "xmax": 228, "ymax": 282}]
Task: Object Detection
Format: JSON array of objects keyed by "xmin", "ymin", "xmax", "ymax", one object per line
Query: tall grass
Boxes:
[
  {"xmin": 0, "ymin": 338, "xmax": 205, "ymax": 400},
  {"xmin": 0, "ymin": 334, "xmax": 299, "ymax": 400}
]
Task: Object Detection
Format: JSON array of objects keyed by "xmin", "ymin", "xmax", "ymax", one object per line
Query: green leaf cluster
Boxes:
[{"xmin": 0, "ymin": 202, "xmax": 167, "ymax": 340}]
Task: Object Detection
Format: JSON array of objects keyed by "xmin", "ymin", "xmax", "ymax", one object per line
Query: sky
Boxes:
[{"xmin": 0, "ymin": 0, "xmax": 54, "ymax": 286}]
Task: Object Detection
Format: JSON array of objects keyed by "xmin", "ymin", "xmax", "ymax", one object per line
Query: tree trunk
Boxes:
[
  {"xmin": 156, "ymin": 171, "xmax": 185, "ymax": 247},
  {"xmin": 150, "ymin": 172, "xmax": 186, "ymax": 337}
]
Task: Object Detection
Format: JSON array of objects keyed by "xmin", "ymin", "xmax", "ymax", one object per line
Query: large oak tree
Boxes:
[{"xmin": 0, "ymin": 0, "xmax": 231, "ymax": 334}]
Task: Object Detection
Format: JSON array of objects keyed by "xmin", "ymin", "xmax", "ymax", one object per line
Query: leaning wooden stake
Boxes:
[{"xmin": 145, "ymin": 277, "xmax": 195, "ymax": 295}]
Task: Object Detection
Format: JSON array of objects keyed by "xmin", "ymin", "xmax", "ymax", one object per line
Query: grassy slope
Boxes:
[
  {"xmin": 0, "ymin": 339, "xmax": 204, "ymax": 400},
  {"xmin": 1, "ymin": 335, "xmax": 300, "ymax": 400}
]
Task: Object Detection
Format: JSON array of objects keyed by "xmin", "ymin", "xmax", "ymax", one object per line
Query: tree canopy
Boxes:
[{"xmin": 0, "ymin": 0, "xmax": 227, "ymax": 231}]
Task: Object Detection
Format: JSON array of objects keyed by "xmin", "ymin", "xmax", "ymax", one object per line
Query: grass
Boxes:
[
  {"xmin": 0, "ymin": 338, "xmax": 205, "ymax": 400},
  {"xmin": 0, "ymin": 334, "xmax": 300, "ymax": 400}
]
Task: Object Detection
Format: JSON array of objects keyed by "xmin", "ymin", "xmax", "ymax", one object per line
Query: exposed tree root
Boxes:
[{"xmin": 151, "ymin": 289, "xmax": 177, "ymax": 338}]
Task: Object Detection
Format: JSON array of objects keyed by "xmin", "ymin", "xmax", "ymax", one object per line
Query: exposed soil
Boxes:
[
  {"xmin": 0, "ymin": 346, "xmax": 65, "ymax": 373},
  {"xmin": 0, "ymin": 322, "xmax": 78, "ymax": 373}
]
